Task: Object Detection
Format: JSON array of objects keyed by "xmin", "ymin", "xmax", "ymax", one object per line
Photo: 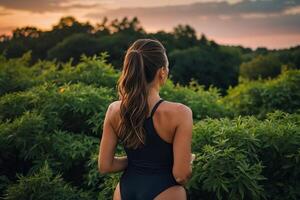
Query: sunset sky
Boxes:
[{"xmin": 0, "ymin": 0, "xmax": 299, "ymax": 49}]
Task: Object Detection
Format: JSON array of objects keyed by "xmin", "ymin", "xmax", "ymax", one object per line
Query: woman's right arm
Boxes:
[{"xmin": 172, "ymin": 103, "xmax": 193, "ymax": 185}]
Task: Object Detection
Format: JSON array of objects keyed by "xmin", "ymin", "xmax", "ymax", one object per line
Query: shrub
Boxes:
[
  {"xmin": 0, "ymin": 82, "xmax": 115, "ymax": 136},
  {"xmin": 222, "ymin": 69, "xmax": 300, "ymax": 118},
  {"xmin": 37, "ymin": 52, "xmax": 120, "ymax": 89},
  {"xmin": 0, "ymin": 52, "xmax": 36, "ymax": 96},
  {"xmin": 0, "ymin": 112, "xmax": 50, "ymax": 166},
  {"xmin": 2, "ymin": 161, "xmax": 92, "ymax": 200},
  {"xmin": 161, "ymin": 79, "xmax": 234, "ymax": 120},
  {"xmin": 0, "ymin": 111, "xmax": 99, "ymax": 191},
  {"xmin": 0, "ymin": 52, "xmax": 119, "ymax": 97},
  {"xmin": 189, "ymin": 146, "xmax": 266, "ymax": 200},
  {"xmin": 188, "ymin": 111, "xmax": 300, "ymax": 200},
  {"xmin": 240, "ymin": 54, "xmax": 282, "ymax": 80}
]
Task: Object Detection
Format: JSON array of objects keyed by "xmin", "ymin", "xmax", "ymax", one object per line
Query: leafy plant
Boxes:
[
  {"xmin": 222, "ymin": 69, "xmax": 300, "ymax": 118},
  {"xmin": 3, "ymin": 161, "xmax": 93, "ymax": 200}
]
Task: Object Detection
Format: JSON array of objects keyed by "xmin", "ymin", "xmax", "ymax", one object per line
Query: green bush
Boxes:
[
  {"xmin": 0, "ymin": 82, "xmax": 115, "ymax": 136},
  {"xmin": 189, "ymin": 146, "xmax": 266, "ymax": 200},
  {"xmin": 0, "ymin": 111, "xmax": 48, "ymax": 177},
  {"xmin": 0, "ymin": 52, "xmax": 36, "ymax": 96},
  {"xmin": 222, "ymin": 69, "xmax": 300, "ymax": 118},
  {"xmin": 45, "ymin": 82, "xmax": 114, "ymax": 136},
  {"xmin": 0, "ymin": 52, "xmax": 119, "ymax": 97},
  {"xmin": 240, "ymin": 54, "xmax": 282, "ymax": 80},
  {"xmin": 0, "ymin": 87, "xmax": 48, "ymax": 123},
  {"xmin": 161, "ymin": 79, "xmax": 234, "ymax": 120},
  {"xmin": 1, "ymin": 110, "xmax": 97, "ymax": 166},
  {"xmin": 0, "ymin": 110, "xmax": 100, "ymax": 197},
  {"xmin": 188, "ymin": 111, "xmax": 300, "ymax": 200},
  {"xmin": 36, "ymin": 52, "xmax": 120, "ymax": 89},
  {"xmin": 3, "ymin": 161, "xmax": 92, "ymax": 200}
]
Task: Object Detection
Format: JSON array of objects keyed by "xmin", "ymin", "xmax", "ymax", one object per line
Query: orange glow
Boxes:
[{"xmin": 0, "ymin": 1, "xmax": 299, "ymax": 49}]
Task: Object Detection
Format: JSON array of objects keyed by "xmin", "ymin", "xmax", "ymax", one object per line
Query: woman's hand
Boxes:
[
  {"xmin": 175, "ymin": 153, "xmax": 196, "ymax": 185},
  {"xmin": 190, "ymin": 153, "xmax": 196, "ymax": 164}
]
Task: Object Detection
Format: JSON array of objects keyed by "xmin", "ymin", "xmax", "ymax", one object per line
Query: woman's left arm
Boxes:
[{"xmin": 98, "ymin": 102, "xmax": 128, "ymax": 174}]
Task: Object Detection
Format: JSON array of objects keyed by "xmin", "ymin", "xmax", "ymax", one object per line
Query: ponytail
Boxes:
[
  {"xmin": 117, "ymin": 39, "xmax": 168, "ymax": 149},
  {"xmin": 117, "ymin": 49, "xmax": 149, "ymax": 149}
]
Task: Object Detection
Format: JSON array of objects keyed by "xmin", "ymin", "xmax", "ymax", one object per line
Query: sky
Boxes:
[{"xmin": 0, "ymin": 0, "xmax": 299, "ymax": 49}]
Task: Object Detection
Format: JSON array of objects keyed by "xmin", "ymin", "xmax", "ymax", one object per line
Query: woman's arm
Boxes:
[
  {"xmin": 172, "ymin": 104, "xmax": 193, "ymax": 185},
  {"xmin": 98, "ymin": 102, "xmax": 127, "ymax": 174}
]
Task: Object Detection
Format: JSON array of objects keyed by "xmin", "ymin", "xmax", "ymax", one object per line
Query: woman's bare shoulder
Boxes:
[
  {"xmin": 109, "ymin": 100, "xmax": 121, "ymax": 108},
  {"xmin": 163, "ymin": 100, "xmax": 192, "ymax": 114},
  {"xmin": 162, "ymin": 100, "xmax": 192, "ymax": 123},
  {"xmin": 107, "ymin": 100, "xmax": 122, "ymax": 122}
]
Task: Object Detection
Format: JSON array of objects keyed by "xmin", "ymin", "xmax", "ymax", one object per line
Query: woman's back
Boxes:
[
  {"xmin": 119, "ymin": 98, "xmax": 185, "ymax": 200},
  {"xmin": 124, "ymin": 98, "xmax": 174, "ymax": 174}
]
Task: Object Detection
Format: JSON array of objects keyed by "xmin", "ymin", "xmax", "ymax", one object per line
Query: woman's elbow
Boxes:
[
  {"xmin": 172, "ymin": 166, "xmax": 192, "ymax": 185},
  {"xmin": 99, "ymin": 167, "xmax": 108, "ymax": 174},
  {"xmin": 98, "ymin": 162, "xmax": 110, "ymax": 174}
]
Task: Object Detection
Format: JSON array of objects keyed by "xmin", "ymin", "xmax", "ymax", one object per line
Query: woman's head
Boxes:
[{"xmin": 117, "ymin": 38, "xmax": 169, "ymax": 149}]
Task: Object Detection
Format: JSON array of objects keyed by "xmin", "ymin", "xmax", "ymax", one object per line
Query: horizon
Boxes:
[{"xmin": 0, "ymin": 0, "xmax": 299, "ymax": 50}]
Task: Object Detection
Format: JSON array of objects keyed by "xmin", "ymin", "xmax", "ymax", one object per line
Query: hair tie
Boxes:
[{"xmin": 130, "ymin": 49, "xmax": 141, "ymax": 54}]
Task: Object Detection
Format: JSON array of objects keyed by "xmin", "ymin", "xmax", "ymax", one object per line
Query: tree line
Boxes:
[{"xmin": 0, "ymin": 16, "xmax": 299, "ymax": 95}]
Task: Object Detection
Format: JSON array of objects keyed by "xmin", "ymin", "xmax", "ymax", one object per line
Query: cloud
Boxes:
[
  {"xmin": 283, "ymin": 5, "xmax": 300, "ymax": 15},
  {"xmin": 0, "ymin": 0, "xmax": 298, "ymax": 15},
  {"xmin": 0, "ymin": 0, "xmax": 299, "ymax": 48},
  {"xmin": 0, "ymin": 0, "xmax": 105, "ymax": 13},
  {"xmin": 0, "ymin": 10, "xmax": 11, "ymax": 15},
  {"xmin": 85, "ymin": 0, "xmax": 300, "ymax": 35},
  {"xmin": 84, "ymin": 0, "xmax": 300, "ymax": 49},
  {"xmin": 86, "ymin": 0, "xmax": 300, "ymax": 18}
]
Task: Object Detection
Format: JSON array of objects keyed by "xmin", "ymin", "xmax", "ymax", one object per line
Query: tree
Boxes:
[
  {"xmin": 109, "ymin": 16, "xmax": 145, "ymax": 34},
  {"xmin": 240, "ymin": 54, "xmax": 282, "ymax": 80},
  {"xmin": 12, "ymin": 26, "xmax": 42, "ymax": 39},
  {"xmin": 47, "ymin": 33, "xmax": 101, "ymax": 64},
  {"xmin": 93, "ymin": 16, "xmax": 111, "ymax": 37},
  {"xmin": 169, "ymin": 45, "xmax": 241, "ymax": 94},
  {"xmin": 199, "ymin": 33, "xmax": 208, "ymax": 46},
  {"xmin": 172, "ymin": 24, "xmax": 198, "ymax": 49}
]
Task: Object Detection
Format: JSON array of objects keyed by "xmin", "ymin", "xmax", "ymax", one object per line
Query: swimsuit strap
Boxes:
[{"xmin": 150, "ymin": 98, "xmax": 164, "ymax": 118}]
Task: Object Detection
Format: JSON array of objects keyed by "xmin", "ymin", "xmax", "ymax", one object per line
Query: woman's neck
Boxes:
[{"xmin": 147, "ymin": 85, "xmax": 161, "ymax": 104}]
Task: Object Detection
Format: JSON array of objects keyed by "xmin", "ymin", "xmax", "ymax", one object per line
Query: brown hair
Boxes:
[{"xmin": 117, "ymin": 38, "xmax": 168, "ymax": 149}]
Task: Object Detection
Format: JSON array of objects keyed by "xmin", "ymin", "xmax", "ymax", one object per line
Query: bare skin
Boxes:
[{"xmin": 99, "ymin": 60, "xmax": 193, "ymax": 200}]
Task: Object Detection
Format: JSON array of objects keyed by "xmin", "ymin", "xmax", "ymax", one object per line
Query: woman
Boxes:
[{"xmin": 98, "ymin": 38, "xmax": 194, "ymax": 200}]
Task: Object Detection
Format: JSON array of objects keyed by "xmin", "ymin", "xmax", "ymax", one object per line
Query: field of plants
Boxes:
[{"xmin": 0, "ymin": 52, "xmax": 299, "ymax": 200}]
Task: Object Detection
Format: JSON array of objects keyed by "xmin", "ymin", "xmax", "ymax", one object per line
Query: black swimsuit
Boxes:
[{"xmin": 119, "ymin": 98, "xmax": 184, "ymax": 200}]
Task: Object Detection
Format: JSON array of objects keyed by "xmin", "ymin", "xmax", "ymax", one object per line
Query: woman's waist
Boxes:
[
  {"xmin": 120, "ymin": 168, "xmax": 179, "ymax": 190},
  {"xmin": 125, "ymin": 161, "xmax": 173, "ymax": 175}
]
